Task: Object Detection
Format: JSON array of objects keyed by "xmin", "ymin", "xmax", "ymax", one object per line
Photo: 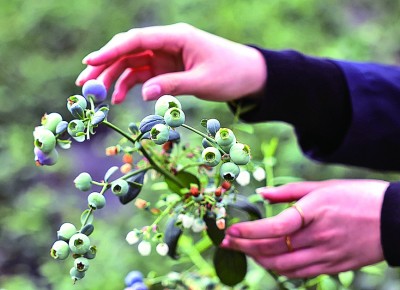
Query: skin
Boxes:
[
  {"xmin": 221, "ymin": 179, "xmax": 388, "ymax": 278},
  {"xmin": 77, "ymin": 23, "xmax": 390, "ymax": 277}
]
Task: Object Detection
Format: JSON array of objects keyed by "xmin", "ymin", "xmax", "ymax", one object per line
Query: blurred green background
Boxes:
[{"xmin": 1, "ymin": 0, "xmax": 400, "ymax": 289}]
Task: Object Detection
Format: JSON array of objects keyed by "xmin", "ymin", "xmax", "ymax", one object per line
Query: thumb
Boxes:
[
  {"xmin": 142, "ymin": 70, "xmax": 201, "ymax": 101},
  {"xmin": 257, "ymin": 181, "xmax": 330, "ymax": 203}
]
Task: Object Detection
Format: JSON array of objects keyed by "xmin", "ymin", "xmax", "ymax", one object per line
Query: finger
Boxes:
[
  {"xmin": 257, "ymin": 180, "xmax": 338, "ymax": 203},
  {"xmin": 111, "ymin": 67, "xmax": 153, "ymax": 104},
  {"xmin": 97, "ymin": 53, "xmax": 153, "ymax": 90},
  {"xmin": 82, "ymin": 25, "xmax": 185, "ymax": 66},
  {"xmin": 225, "ymin": 205, "xmax": 308, "ymax": 239},
  {"xmin": 221, "ymin": 232, "xmax": 312, "ymax": 257},
  {"xmin": 252, "ymin": 247, "xmax": 326, "ymax": 273},
  {"xmin": 76, "ymin": 65, "xmax": 107, "ymax": 86},
  {"xmin": 141, "ymin": 69, "xmax": 203, "ymax": 101},
  {"xmin": 279, "ymin": 262, "xmax": 337, "ymax": 278}
]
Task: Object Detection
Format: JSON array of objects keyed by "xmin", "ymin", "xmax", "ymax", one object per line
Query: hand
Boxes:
[
  {"xmin": 76, "ymin": 23, "xmax": 266, "ymax": 104},
  {"xmin": 221, "ymin": 179, "xmax": 388, "ymax": 278}
]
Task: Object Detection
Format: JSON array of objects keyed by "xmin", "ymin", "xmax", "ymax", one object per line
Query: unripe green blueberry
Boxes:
[
  {"xmin": 150, "ymin": 124, "xmax": 170, "ymax": 145},
  {"xmin": 67, "ymin": 95, "xmax": 88, "ymax": 111},
  {"xmin": 88, "ymin": 192, "xmax": 106, "ymax": 210},
  {"xmin": 111, "ymin": 179, "xmax": 129, "ymax": 196},
  {"xmin": 201, "ymin": 147, "xmax": 221, "ymax": 167},
  {"xmin": 57, "ymin": 223, "xmax": 77, "ymax": 241},
  {"xmin": 74, "ymin": 257, "xmax": 90, "ymax": 272},
  {"xmin": 69, "ymin": 233, "xmax": 91, "ymax": 255},
  {"xmin": 67, "ymin": 119, "xmax": 85, "ymax": 137},
  {"xmin": 229, "ymin": 143, "xmax": 251, "ymax": 165},
  {"xmin": 155, "ymin": 95, "xmax": 182, "ymax": 117},
  {"xmin": 215, "ymin": 128, "xmax": 236, "ymax": 148},
  {"xmin": 34, "ymin": 127, "xmax": 56, "ymax": 154},
  {"xmin": 84, "ymin": 245, "xmax": 97, "ymax": 259},
  {"xmin": 70, "ymin": 267, "xmax": 85, "ymax": 281},
  {"xmin": 74, "ymin": 172, "xmax": 92, "ymax": 191},
  {"xmin": 220, "ymin": 162, "xmax": 240, "ymax": 181},
  {"xmin": 164, "ymin": 107, "xmax": 185, "ymax": 127},
  {"xmin": 50, "ymin": 240, "xmax": 70, "ymax": 260},
  {"xmin": 42, "ymin": 113, "xmax": 63, "ymax": 133},
  {"xmin": 206, "ymin": 119, "xmax": 220, "ymax": 136}
]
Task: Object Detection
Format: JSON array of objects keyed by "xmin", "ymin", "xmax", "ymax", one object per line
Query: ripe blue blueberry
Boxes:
[
  {"xmin": 154, "ymin": 95, "xmax": 182, "ymax": 117},
  {"xmin": 50, "ymin": 240, "xmax": 70, "ymax": 260},
  {"xmin": 69, "ymin": 233, "xmax": 91, "ymax": 255},
  {"xmin": 206, "ymin": 119, "xmax": 220, "ymax": 136},
  {"xmin": 42, "ymin": 113, "xmax": 63, "ymax": 133},
  {"xmin": 201, "ymin": 147, "xmax": 221, "ymax": 167},
  {"xmin": 34, "ymin": 147, "xmax": 58, "ymax": 166},
  {"xmin": 34, "ymin": 127, "xmax": 56, "ymax": 154},
  {"xmin": 111, "ymin": 179, "xmax": 129, "ymax": 196},
  {"xmin": 229, "ymin": 143, "xmax": 251, "ymax": 165},
  {"xmin": 139, "ymin": 115, "xmax": 165, "ymax": 133},
  {"xmin": 74, "ymin": 172, "xmax": 92, "ymax": 191},
  {"xmin": 130, "ymin": 283, "xmax": 148, "ymax": 290},
  {"xmin": 57, "ymin": 223, "xmax": 77, "ymax": 241},
  {"xmin": 150, "ymin": 124, "xmax": 170, "ymax": 145},
  {"xmin": 125, "ymin": 270, "xmax": 144, "ymax": 287},
  {"xmin": 164, "ymin": 107, "xmax": 185, "ymax": 127},
  {"xmin": 219, "ymin": 162, "xmax": 240, "ymax": 181},
  {"xmin": 74, "ymin": 257, "xmax": 90, "ymax": 272},
  {"xmin": 67, "ymin": 95, "xmax": 88, "ymax": 111},
  {"xmin": 87, "ymin": 192, "xmax": 106, "ymax": 210},
  {"xmin": 215, "ymin": 128, "xmax": 236, "ymax": 149},
  {"xmin": 82, "ymin": 79, "xmax": 107, "ymax": 103}
]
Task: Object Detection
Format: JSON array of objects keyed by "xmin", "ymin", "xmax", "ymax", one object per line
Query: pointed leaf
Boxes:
[
  {"xmin": 57, "ymin": 139, "xmax": 72, "ymax": 150},
  {"xmin": 118, "ymin": 171, "xmax": 146, "ymax": 205},
  {"xmin": 203, "ymin": 211, "xmax": 225, "ymax": 246},
  {"xmin": 214, "ymin": 247, "xmax": 247, "ymax": 286},
  {"xmin": 200, "ymin": 119, "xmax": 208, "ymax": 128},
  {"xmin": 165, "ymin": 171, "xmax": 200, "ymax": 194},
  {"xmin": 80, "ymin": 209, "xmax": 94, "ymax": 226},
  {"xmin": 164, "ymin": 216, "xmax": 182, "ymax": 259},
  {"xmin": 104, "ymin": 166, "xmax": 119, "ymax": 182},
  {"xmin": 227, "ymin": 195, "xmax": 263, "ymax": 221}
]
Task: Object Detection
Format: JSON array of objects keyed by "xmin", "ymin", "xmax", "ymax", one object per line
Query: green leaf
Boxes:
[
  {"xmin": 232, "ymin": 123, "xmax": 254, "ymax": 134},
  {"xmin": 200, "ymin": 118, "xmax": 208, "ymax": 128},
  {"xmin": 317, "ymin": 275, "xmax": 336, "ymax": 290},
  {"xmin": 338, "ymin": 271, "xmax": 354, "ymax": 288},
  {"xmin": 165, "ymin": 171, "xmax": 200, "ymax": 194},
  {"xmin": 104, "ymin": 166, "xmax": 119, "ymax": 182},
  {"xmin": 151, "ymin": 182, "xmax": 169, "ymax": 191},
  {"xmin": 227, "ymin": 195, "xmax": 263, "ymax": 221},
  {"xmin": 57, "ymin": 139, "xmax": 71, "ymax": 149},
  {"xmin": 80, "ymin": 209, "xmax": 94, "ymax": 226},
  {"xmin": 203, "ymin": 211, "xmax": 225, "ymax": 246},
  {"xmin": 214, "ymin": 247, "xmax": 247, "ymax": 286}
]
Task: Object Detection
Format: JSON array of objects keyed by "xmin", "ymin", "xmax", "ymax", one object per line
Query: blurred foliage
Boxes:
[{"xmin": 1, "ymin": 0, "xmax": 400, "ymax": 289}]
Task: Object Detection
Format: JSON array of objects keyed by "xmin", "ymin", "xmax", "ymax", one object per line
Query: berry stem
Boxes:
[
  {"xmin": 103, "ymin": 121, "xmax": 185, "ymax": 190},
  {"xmin": 181, "ymin": 124, "xmax": 227, "ymax": 155}
]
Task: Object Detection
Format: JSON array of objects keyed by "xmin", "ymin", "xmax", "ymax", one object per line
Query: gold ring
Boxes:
[
  {"xmin": 292, "ymin": 204, "xmax": 305, "ymax": 228},
  {"xmin": 285, "ymin": 235, "xmax": 294, "ymax": 252}
]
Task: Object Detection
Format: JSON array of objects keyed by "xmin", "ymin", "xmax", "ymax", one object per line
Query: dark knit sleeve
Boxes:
[{"xmin": 381, "ymin": 182, "xmax": 400, "ymax": 266}]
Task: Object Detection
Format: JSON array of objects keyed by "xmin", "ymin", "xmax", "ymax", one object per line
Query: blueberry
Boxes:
[
  {"xmin": 82, "ymin": 79, "xmax": 107, "ymax": 103},
  {"xmin": 202, "ymin": 138, "xmax": 213, "ymax": 148},
  {"xmin": 84, "ymin": 245, "xmax": 97, "ymax": 259},
  {"xmin": 137, "ymin": 241, "xmax": 151, "ymax": 256},
  {"xmin": 74, "ymin": 172, "xmax": 92, "ymax": 191},
  {"xmin": 41, "ymin": 113, "xmax": 63, "ymax": 133},
  {"xmin": 91, "ymin": 110, "xmax": 106, "ymax": 126},
  {"xmin": 87, "ymin": 192, "xmax": 106, "ymax": 210},
  {"xmin": 215, "ymin": 128, "xmax": 236, "ymax": 148},
  {"xmin": 229, "ymin": 143, "xmax": 251, "ymax": 165},
  {"xmin": 125, "ymin": 270, "xmax": 144, "ymax": 287},
  {"xmin": 111, "ymin": 179, "xmax": 129, "ymax": 196},
  {"xmin": 164, "ymin": 107, "xmax": 185, "ymax": 127},
  {"xmin": 69, "ymin": 103, "xmax": 85, "ymax": 119},
  {"xmin": 33, "ymin": 127, "xmax": 56, "ymax": 154},
  {"xmin": 57, "ymin": 223, "xmax": 77, "ymax": 241},
  {"xmin": 67, "ymin": 95, "xmax": 88, "ymax": 110},
  {"xmin": 201, "ymin": 147, "xmax": 221, "ymax": 167},
  {"xmin": 219, "ymin": 162, "xmax": 240, "ymax": 181},
  {"xmin": 67, "ymin": 120, "xmax": 85, "ymax": 137},
  {"xmin": 154, "ymin": 95, "xmax": 182, "ymax": 117},
  {"xmin": 34, "ymin": 147, "xmax": 58, "ymax": 166},
  {"xmin": 50, "ymin": 240, "xmax": 70, "ymax": 260},
  {"xmin": 206, "ymin": 119, "xmax": 220, "ymax": 136},
  {"xmin": 74, "ymin": 257, "xmax": 90, "ymax": 272},
  {"xmin": 139, "ymin": 115, "xmax": 165, "ymax": 133},
  {"xmin": 70, "ymin": 267, "xmax": 85, "ymax": 281},
  {"xmin": 69, "ymin": 233, "xmax": 91, "ymax": 255},
  {"xmin": 150, "ymin": 124, "xmax": 169, "ymax": 145}
]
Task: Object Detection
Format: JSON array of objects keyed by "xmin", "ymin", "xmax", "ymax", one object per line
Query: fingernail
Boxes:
[
  {"xmin": 143, "ymin": 84, "xmax": 161, "ymax": 101},
  {"xmin": 256, "ymin": 186, "xmax": 277, "ymax": 195},
  {"xmin": 226, "ymin": 227, "xmax": 240, "ymax": 237},
  {"xmin": 82, "ymin": 52, "xmax": 96, "ymax": 64},
  {"xmin": 220, "ymin": 238, "xmax": 229, "ymax": 248}
]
